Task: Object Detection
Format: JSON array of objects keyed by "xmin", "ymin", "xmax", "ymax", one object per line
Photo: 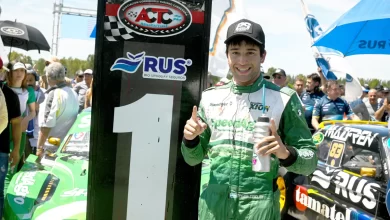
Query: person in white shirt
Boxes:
[
  {"xmin": 0, "ymin": 87, "xmax": 7, "ymax": 134},
  {"xmin": 36, "ymin": 62, "xmax": 78, "ymax": 157}
]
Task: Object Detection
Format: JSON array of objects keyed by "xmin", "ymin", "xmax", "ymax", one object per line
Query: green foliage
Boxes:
[
  {"xmin": 7, "ymin": 51, "xmax": 94, "ymax": 78},
  {"xmin": 8, "ymin": 51, "xmax": 32, "ymax": 64}
]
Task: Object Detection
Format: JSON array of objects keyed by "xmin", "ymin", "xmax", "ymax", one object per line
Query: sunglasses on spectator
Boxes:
[
  {"xmin": 273, "ymin": 75, "xmax": 283, "ymax": 79},
  {"xmin": 78, "ymin": 75, "xmax": 84, "ymax": 78}
]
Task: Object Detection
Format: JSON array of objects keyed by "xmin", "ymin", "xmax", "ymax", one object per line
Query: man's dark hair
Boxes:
[
  {"xmin": 225, "ymin": 36, "xmax": 265, "ymax": 56},
  {"xmin": 307, "ymin": 73, "xmax": 321, "ymax": 85}
]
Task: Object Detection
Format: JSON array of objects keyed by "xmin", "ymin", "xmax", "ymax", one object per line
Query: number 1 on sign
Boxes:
[{"xmin": 113, "ymin": 94, "xmax": 174, "ymax": 220}]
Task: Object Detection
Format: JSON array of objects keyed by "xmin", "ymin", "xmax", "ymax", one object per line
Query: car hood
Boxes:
[{"xmin": 5, "ymin": 154, "xmax": 89, "ymax": 220}]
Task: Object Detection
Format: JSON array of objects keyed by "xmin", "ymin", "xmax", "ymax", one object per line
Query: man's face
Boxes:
[
  {"xmin": 306, "ymin": 78, "xmax": 318, "ymax": 92},
  {"xmin": 327, "ymin": 84, "xmax": 340, "ymax": 100},
  {"xmin": 76, "ymin": 74, "xmax": 84, "ymax": 83},
  {"xmin": 26, "ymin": 74, "xmax": 36, "ymax": 87},
  {"xmin": 368, "ymin": 91, "xmax": 377, "ymax": 104},
  {"xmin": 272, "ymin": 74, "xmax": 286, "ymax": 87},
  {"xmin": 84, "ymin": 74, "xmax": 93, "ymax": 85},
  {"xmin": 377, "ymin": 91, "xmax": 383, "ymax": 98},
  {"xmin": 294, "ymin": 80, "xmax": 304, "ymax": 94},
  {"xmin": 227, "ymin": 41, "xmax": 265, "ymax": 86}
]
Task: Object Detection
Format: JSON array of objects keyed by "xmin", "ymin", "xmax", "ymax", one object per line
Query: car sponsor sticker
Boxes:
[
  {"xmin": 110, "ymin": 51, "xmax": 192, "ymax": 81},
  {"xmin": 324, "ymin": 125, "xmax": 379, "ymax": 148},
  {"xmin": 311, "ymin": 168, "xmax": 381, "ymax": 210},
  {"xmin": 71, "ymin": 132, "xmax": 86, "ymax": 141},
  {"xmin": 294, "ymin": 185, "xmax": 355, "ymax": 220},
  {"xmin": 13, "ymin": 172, "xmax": 37, "ymax": 205},
  {"xmin": 117, "ymin": 0, "xmax": 192, "ymax": 37},
  {"xmin": 326, "ymin": 140, "xmax": 345, "ymax": 167},
  {"xmin": 312, "ymin": 132, "xmax": 324, "ymax": 145}
]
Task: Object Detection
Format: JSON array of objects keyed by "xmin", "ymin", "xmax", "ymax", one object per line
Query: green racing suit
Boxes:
[{"xmin": 181, "ymin": 76, "xmax": 317, "ymax": 220}]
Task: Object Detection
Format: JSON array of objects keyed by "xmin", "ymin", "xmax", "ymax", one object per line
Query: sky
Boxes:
[{"xmin": 0, "ymin": 0, "xmax": 389, "ymax": 80}]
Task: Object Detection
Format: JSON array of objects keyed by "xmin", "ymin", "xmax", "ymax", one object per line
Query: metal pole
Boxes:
[
  {"xmin": 55, "ymin": 3, "xmax": 62, "ymax": 56},
  {"xmin": 51, "ymin": 2, "xmax": 56, "ymax": 55}
]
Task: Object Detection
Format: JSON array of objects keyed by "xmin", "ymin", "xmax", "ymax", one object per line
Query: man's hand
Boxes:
[
  {"xmin": 255, "ymin": 119, "xmax": 290, "ymax": 160},
  {"xmin": 9, "ymin": 150, "xmax": 20, "ymax": 170},
  {"xmin": 183, "ymin": 106, "xmax": 207, "ymax": 140}
]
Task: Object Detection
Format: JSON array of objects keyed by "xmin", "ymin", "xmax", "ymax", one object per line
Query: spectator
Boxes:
[
  {"xmin": 40, "ymin": 56, "xmax": 60, "ymax": 89},
  {"xmin": 71, "ymin": 70, "xmax": 84, "ymax": 88},
  {"xmin": 24, "ymin": 66, "xmax": 46, "ymax": 156},
  {"xmin": 85, "ymin": 78, "xmax": 93, "ymax": 109},
  {"xmin": 0, "ymin": 86, "xmax": 7, "ymax": 134},
  {"xmin": 350, "ymin": 87, "xmax": 370, "ymax": 120},
  {"xmin": 300, "ymin": 73, "xmax": 325, "ymax": 133},
  {"xmin": 4, "ymin": 62, "xmax": 36, "ymax": 170},
  {"xmin": 0, "ymin": 82, "xmax": 21, "ymax": 217},
  {"xmin": 36, "ymin": 62, "xmax": 78, "ymax": 157},
  {"xmin": 363, "ymin": 89, "xmax": 379, "ymax": 121},
  {"xmin": 272, "ymin": 68, "xmax": 287, "ymax": 87},
  {"xmin": 375, "ymin": 85, "xmax": 384, "ymax": 103},
  {"xmin": 73, "ymin": 69, "xmax": 93, "ymax": 112},
  {"xmin": 294, "ymin": 77, "xmax": 305, "ymax": 97},
  {"xmin": 312, "ymin": 80, "xmax": 359, "ymax": 130}
]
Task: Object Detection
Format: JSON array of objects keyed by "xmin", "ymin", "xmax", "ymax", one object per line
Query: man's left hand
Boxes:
[{"xmin": 255, "ymin": 119, "xmax": 290, "ymax": 160}]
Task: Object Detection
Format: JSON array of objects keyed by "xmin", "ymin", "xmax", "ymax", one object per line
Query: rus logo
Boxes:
[{"xmin": 358, "ymin": 40, "xmax": 389, "ymax": 49}]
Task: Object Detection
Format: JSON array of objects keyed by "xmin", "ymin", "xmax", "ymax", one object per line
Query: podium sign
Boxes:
[{"xmin": 87, "ymin": 1, "xmax": 212, "ymax": 219}]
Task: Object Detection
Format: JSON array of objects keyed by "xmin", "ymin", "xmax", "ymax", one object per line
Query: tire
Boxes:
[{"xmin": 278, "ymin": 168, "xmax": 297, "ymax": 220}]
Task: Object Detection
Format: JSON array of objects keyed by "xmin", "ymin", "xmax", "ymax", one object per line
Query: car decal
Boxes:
[{"xmin": 35, "ymin": 175, "xmax": 59, "ymax": 205}]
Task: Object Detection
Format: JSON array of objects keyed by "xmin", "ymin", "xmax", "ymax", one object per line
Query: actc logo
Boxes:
[
  {"xmin": 117, "ymin": 0, "xmax": 192, "ymax": 37},
  {"xmin": 110, "ymin": 52, "xmax": 192, "ymax": 81}
]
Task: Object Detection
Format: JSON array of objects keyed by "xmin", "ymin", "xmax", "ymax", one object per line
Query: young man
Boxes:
[
  {"xmin": 294, "ymin": 77, "xmax": 305, "ymax": 97},
  {"xmin": 300, "ymin": 73, "xmax": 325, "ymax": 133},
  {"xmin": 181, "ymin": 19, "xmax": 317, "ymax": 220},
  {"xmin": 312, "ymin": 80, "xmax": 360, "ymax": 130}
]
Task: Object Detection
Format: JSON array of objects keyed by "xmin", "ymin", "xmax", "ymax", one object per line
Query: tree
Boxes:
[
  {"xmin": 34, "ymin": 58, "xmax": 46, "ymax": 75},
  {"xmin": 367, "ymin": 79, "xmax": 380, "ymax": 89},
  {"xmin": 266, "ymin": 67, "xmax": 277, "ymax": 76},
  {"xmin": 8, "ymin": 51, "xmax": 32, "ymax": 64}
]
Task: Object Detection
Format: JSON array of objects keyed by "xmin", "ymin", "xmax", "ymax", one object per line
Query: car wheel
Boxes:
[{"xmin": 278, "ymin": 168, "xmax": 296, "ymax": 220}]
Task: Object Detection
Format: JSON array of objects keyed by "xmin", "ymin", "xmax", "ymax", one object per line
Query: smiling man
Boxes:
[{"xmin": 181, "ymin": 19, "xmax": 317, "ymax": 220}]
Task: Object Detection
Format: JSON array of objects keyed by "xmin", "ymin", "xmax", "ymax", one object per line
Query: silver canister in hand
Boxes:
[{"xmin": 252, "ymin": 115, "xmax": 270, "ymax": 172}]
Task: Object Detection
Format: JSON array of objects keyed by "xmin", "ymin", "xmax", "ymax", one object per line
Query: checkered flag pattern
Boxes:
[{"xmin": 104, "ymin": 16, "xmax": 135, "ymax": 41}]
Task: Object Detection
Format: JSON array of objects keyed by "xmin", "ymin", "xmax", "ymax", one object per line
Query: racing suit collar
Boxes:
[{"xmin": 231, "ymin": 75, "xmax": 265, "ymax": 94}]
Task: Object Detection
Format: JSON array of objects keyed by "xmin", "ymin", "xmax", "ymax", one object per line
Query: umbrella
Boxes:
[
  {"xmin": 0, "ymin": 20, "xmax": 50, "ymax": 53},
  {"xmin": 312, "ymin": 0, "xmax": 390, "ymax": 56}
]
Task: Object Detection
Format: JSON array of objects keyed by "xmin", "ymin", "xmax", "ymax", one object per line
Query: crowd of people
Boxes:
[
  {"xmin": 215, "ymin": 66, "xmax": 390, "ymax": 134},
  {"xmin": 0, "ymin": 56, "xmax": 93, "ymax": 217}
]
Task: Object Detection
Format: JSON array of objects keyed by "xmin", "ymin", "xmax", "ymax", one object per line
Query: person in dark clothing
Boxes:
[{"xmin": 0, "ymin": 82, "xmax": 21, "ymax": 217}]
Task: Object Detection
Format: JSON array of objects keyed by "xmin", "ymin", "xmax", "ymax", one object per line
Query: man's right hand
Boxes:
[{"xmin": 183, "ymin": 106, "xmax": 207, "ymax": 140}]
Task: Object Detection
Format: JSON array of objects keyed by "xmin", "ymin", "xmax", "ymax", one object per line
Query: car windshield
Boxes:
[{"xmin": 61, "ymin": 131, "xmax": 90, "ymax": 157}]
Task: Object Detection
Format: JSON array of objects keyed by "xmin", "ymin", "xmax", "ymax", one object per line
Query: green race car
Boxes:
[{"xmin": 4, "ymin": 109, "xmax": 91, "ymax": 220}]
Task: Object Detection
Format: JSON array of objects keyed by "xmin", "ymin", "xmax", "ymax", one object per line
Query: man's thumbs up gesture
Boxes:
[{"xmin": 183, "ymin": 106, "xmax": 207, "ymax": 140}]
